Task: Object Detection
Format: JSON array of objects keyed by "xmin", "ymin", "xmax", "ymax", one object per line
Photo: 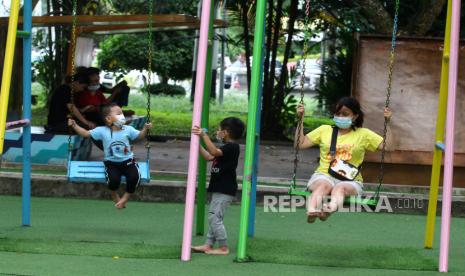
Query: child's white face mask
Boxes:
[
  {"xmin": 113, "ymin": 114, "xmax": 126, "ymax": 128},
  {"xmin": 216, "ymin": 130, "xmax": 225, "ymax": 143}
]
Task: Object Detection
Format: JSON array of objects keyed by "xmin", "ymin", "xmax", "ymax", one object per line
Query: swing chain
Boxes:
[
  {"xmin": 145, "ymin": 0, "xmax": 154, "ymax": 160},
  {"xmin": 292, "ymin": 0, "xmax": 311, "ymax": 189},
  {"xmin": 67, "ymin": 0, "xmax": 78, "ymax": 153},
  {"xmin": 375, "ymin": 0, "xmax": 399, "ymax": 199}
]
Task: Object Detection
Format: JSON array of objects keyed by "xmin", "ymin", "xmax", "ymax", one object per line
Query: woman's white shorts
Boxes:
[{"xmin": 307, "ymin": 172, "xmax": 363, "ymax": 196}]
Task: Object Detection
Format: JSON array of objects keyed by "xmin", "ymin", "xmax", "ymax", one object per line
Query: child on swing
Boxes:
[
  {"xmin": 68, "ymin": 103, "xmax": 152, "ymax": 209},
  {"xmin": 295, "ymin": 97, "xmax": 392, "ymax": 223}
]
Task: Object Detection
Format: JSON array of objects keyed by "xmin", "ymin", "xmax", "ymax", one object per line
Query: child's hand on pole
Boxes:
[{"xmin": 192, "ymin": 126, "xmax": 206, "ymax": 137}]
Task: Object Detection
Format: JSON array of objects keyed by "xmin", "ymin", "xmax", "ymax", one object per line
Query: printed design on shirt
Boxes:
[
  {"xmin": 108, "ymin": 141, "xmax": 129, "ymax": 157},
  {"xmin": 211, "ymin": 159, "xmax": 220, "ymax": 173},
  {"xmin": 325, "ymin": 144, "xmax": 354, "ymax": 161}
]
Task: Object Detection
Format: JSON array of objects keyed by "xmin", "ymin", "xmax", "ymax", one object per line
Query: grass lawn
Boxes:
[
  {"xmin": 1, "ymin": 195, "xmax": 465, "ymax": 275},
  {"xmin": 31, "ymin": 88, "xmax": 332, "ymax": 137}
]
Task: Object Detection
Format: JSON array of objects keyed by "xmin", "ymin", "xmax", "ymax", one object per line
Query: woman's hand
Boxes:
[
  {"xmin": 144, "ymin": 123, "xmax": 153, "ymax": 130},
  {"xmin": 384, "ymin": 107, "xmax": 392, "ymax": 120},
  {"xmin": 297, "ymin": 104, "xmax": 305, "ymax": 118}
]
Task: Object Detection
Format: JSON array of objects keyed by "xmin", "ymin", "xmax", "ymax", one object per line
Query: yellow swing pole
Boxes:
[
  {"xmin": 0, "ymin": 0, "xmax": 21, "ymax": 154},
  {"xmin": 424, "ymin": 0, "xmax": 452, "ymax": 249}
]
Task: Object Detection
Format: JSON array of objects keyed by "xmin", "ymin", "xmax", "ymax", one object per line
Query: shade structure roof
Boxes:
[{"xmin": 0, "ymin": 14, "xmax": 227, "ymax": 34}]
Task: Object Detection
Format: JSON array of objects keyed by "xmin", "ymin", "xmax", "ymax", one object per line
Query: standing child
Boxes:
[
  {"xmin": 68, "ymin": 103, "xmax": 152, "ymax": 209},
  {"xmin": 191, "ymin": 117, "xmax": 245, "ymax": 255}
]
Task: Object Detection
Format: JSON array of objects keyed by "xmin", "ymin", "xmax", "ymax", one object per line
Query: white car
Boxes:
[
  {"xmin": 293, "ymin": 59, "xmax": 322, "ymax": 91},
  {"xmin": 224, "ymin": 58, "xmax": 283, "ymax": 89},
  {"xmin": 100, "ymin": 71, "xmax": 116, "ymax": 88}
]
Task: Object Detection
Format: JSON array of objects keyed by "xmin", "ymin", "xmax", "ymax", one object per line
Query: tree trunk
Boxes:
[
  {"xmin": 261, "ymin": 0, "xmax": 285, "ymax": 139},
  {"xmin": 275, "ymin": 0, "xmax": 298, "ymax": 110},
  {"xmin": 241, "ymin": 0, "xmax": 252, "ymax": 93},
  {"xmin": 261, "ymin": 0, "xmax": 274, "ymax": 137},
  {"xmin": 161, "ymin": 76, "xmax": 169, "ymax": 85},
  {"xmin": 357, "ymin": 0, "xmax": 393, "ymax": 34},
  {"xmin": 406, "ymin": 0, "xmax": 446, "ymax": 36},
  {"xmin": 267, "ymin": 0, "xmax": 282, "ymax": 96}
]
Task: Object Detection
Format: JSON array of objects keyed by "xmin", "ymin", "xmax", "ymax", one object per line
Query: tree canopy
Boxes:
[{"xmin": 97, "ymin": 32, "xmax": 194, "ymax": 83}]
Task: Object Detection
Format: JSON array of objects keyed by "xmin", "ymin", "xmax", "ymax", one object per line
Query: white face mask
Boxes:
[
  {"xmin": 88, "ymin": 84, "xmax": 100, "ymax": 92},
  {"xmin": 113, "ymin": 114, "xmax": 126, "ymax": 128},
  {"xmin": 216, "ymin": 130, "xmax": 225, "ymax": 143}
]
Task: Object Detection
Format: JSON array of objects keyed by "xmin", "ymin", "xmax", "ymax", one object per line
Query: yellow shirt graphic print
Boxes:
[{"xmin": 306, "ymin": 125, "xmax": 383, "ymax": 182}]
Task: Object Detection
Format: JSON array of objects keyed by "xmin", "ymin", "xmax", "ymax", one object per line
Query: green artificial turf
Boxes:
[
  {"xmin": 248, "ymin": 238, "xmax": 436, "ymax": 271},
  {"xmin": 0, "ymin": 238, "xmax": 179, "ymax": 259},
  {"xmin": 1, "ymin": 195, "xmax": 465, "ymax": 275}
]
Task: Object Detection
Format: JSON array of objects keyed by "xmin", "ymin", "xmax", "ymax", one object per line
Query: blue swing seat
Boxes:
[{"xmin": 67, "ymin": 160, "xmax": 151, "ymax": 184}]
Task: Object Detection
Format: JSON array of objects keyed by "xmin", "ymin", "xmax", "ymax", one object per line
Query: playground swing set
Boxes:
[
  {"xmin": 0, "ymin": 0, "xmax": 463, "ymax": 273},
  {"xmin": 65, "ymin": 0, "xmax": 152, "ymax": 184}
]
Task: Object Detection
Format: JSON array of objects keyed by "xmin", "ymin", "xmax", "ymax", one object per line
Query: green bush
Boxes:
[{"xmin": 142, "ymin": 83, "xmax": 186, "ymax": 96}]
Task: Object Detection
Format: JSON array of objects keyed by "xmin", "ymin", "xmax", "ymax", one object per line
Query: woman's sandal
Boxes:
[
  {"xmin": 306, "ymin": 212, "xmax": 320, "ymax": 223},
  {"xmin": 318, "ymin": 211, "xmax": 331, "ymax": 221}
]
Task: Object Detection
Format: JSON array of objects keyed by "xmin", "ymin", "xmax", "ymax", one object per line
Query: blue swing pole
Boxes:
[
  {"xmin": 248, "ymin": 13, "xmax": 266, "ymax": 237},
  {"xmin": 22, "ymin": 0, "xmax": 32, "ymax": 226}
]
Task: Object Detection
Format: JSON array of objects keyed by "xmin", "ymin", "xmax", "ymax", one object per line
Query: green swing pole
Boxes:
[
  {"xmin": 196, "ymin": 0, "xmax": 216, "ymax": 236},
  {"xmin": 236, "ymin": 0, "xmax": 266, "ymax": 262}
]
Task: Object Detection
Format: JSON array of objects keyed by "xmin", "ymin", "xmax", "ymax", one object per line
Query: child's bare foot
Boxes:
[
  {"xmin": 115, "ymin": 192, "xmax": 130, "ymax": 209},
  {"xmin": 205, "ymin": 246, "xmax": 229, "ymax": 255},
  {"xmin": 307, "ymin": 211, "xmax": 319, "ymax": 223},
  {"xmin": 115, "ymin": 201, "xmax": 127, "ymax": 209},
  {"xmin": 191, "ymin": 244, "xmax": 212, "ymax": 253},
  {"xmin": 110, "ymin": 192, "xmax": 121, "ymax": 204}
]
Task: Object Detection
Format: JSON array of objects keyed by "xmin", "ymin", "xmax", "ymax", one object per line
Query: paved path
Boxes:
[{"xmin": 90, "ymin": 139, "xmax": 319, "ymax": 180}]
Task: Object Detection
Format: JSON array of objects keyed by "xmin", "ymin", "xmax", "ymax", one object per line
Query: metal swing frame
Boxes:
[{"xmin": 66, "ymin": 0, "xmax": 154, "ymax": 184}]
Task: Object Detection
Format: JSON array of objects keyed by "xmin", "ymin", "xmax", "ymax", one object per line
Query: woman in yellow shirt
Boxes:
[{"xmin": 295, "ymin": 97, "xmax": 392, "ymax": 223}]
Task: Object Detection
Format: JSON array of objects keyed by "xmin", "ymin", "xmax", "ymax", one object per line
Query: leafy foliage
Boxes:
[
  {"xmin": 97, "ymin": 32, "xmax": 194, "ymax": 82},
  {"xmin": 110, "ymin": 0, "xmax": 198, "ymax": 15},
  {"xmin": 315, "ymin": 31, "xmax": 353, "ymax": 113},
  {"xmin": 275, "ymin": 68, "xmax": 298, "ymax": 134},
  {"xmin": 142, "ymin": 83, "xmax": 186, "ymax": 96}
]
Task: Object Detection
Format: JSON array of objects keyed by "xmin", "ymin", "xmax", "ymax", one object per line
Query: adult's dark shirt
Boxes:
[
  {"xmin": 207, "ymin": 142, "xmax": 240, "ymax": 196},
  {"xmin": 47, "ymin": 84, "xmax": 71, "ymax": 130}
]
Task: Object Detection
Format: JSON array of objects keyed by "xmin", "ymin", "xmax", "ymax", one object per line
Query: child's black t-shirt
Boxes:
[{"xmin": 208, "ymin": 142, "xmax": 240, "ymax": 196}]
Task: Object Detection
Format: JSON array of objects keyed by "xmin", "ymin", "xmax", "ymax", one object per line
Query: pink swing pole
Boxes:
[
  {"xmin": 439, "ymin": 0, "xmax": 461, "ymax": 272},
  {"xmin": 181, "ymin": 0, "xmax": 212, "ymax": 261}
]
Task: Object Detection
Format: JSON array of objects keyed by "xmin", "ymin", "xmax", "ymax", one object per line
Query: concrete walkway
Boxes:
[{"xmin": 89, "ymin": 139, "xmax": 320, "ymax": 180}]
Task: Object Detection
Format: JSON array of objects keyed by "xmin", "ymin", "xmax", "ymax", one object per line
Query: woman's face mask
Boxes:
[
  {"xmin": 333, "ymin": 116, "xmax": 353, "ymax": 129},
  {"xmin": 88, "ymin": 84, "xmax": 100, "ymax": 92}
]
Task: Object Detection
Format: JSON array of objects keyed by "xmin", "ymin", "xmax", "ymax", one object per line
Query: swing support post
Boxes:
[
  {"xmin": 181, "ymin": 0, "xmax": 212, "ymax": 262},
  {"xmin": 22, "ymin": 0, "xmax": 33, "ymax": 227},
  {"xmin": 236, "ymin": 0, "xmax": 266, "ymax": 261},
  {"xmin": 424, "ymin": 0, "xmax": 452, "ymax": 249},
  {"xmin": 0, "ymin": 0, "xmax": 21, "ymax": 154},
  {"xmin": 248, "ymin": 10, "xmax": 266, "ymax": 238},
  {"xmin": 196, "ymin": 0, "xmax": 216, "ymax": 236},
  {"xmin": 438, "ymin": 0, "xmax": 461, "ymax": 272}
]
